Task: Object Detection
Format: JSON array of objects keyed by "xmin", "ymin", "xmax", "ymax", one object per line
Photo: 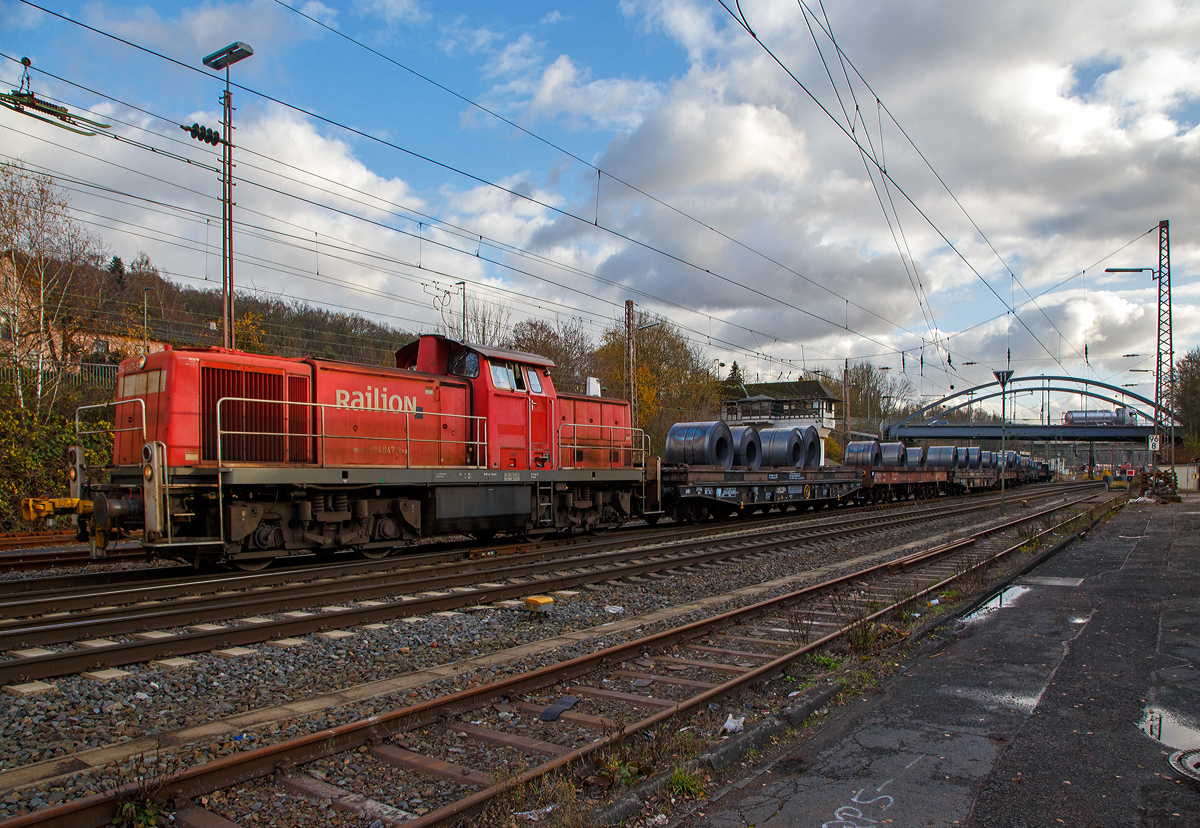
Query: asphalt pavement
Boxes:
[{"xmin": 681, "ymin": 496, "xmax": 1200, "ymax": 828}]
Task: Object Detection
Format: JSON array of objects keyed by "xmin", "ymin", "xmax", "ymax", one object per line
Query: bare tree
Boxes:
[
  {"xmin": 441, "ymin": 294, "xmax": 511, "ymax": 347},
  {"xmin": 836, "ymin": 359, "xmax": 917, "ymax": 435},
  {"xmin": 506, "ymin": 316, "xmax": 595, "ymax": 393},
  {"xmin": 592, "ymin": 310, "xmax": 718, "ymax": 454},
  {"xmin": 0, "ymin": 161, "xmax": 101, "ymax": 420}
]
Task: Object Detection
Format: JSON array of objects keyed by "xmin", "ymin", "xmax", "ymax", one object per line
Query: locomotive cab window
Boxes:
[
  {"xmin": 490, "ymin": 361, "xmax": 527, "ymax": 392},
  {"xmin": 526, "ymin": 367, "xmax": 543, "ymax": 393},
  {"xmin": 490, "ymin": 362, "xmax": 512, "ymax": 390},
  {"xmin": 449, "ymin": 351, "xmax": 479, "ymax": 378}
]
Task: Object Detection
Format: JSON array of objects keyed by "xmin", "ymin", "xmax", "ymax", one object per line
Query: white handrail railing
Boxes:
[
  {"xmin": 76, "ymin": 397, "xmax": 147, "ymax": 442},
  {"xmin": 215, "ymin": 397, "xmax": 488, "ymax": 469}
]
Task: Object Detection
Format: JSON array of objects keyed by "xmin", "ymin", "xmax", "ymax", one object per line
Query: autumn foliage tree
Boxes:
[
  {"xmin": 592, "ymin": 311, "xmax": 719, "ymax": 454},
  {"xmin": 1176, "ymin": 346, "xmax": 1200, "ymax": 459}
]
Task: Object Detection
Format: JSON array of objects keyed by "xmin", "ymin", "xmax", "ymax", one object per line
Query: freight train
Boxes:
[{"xmin": 22, "ymin": 334, "xmax": 1047, "ymax": 569}]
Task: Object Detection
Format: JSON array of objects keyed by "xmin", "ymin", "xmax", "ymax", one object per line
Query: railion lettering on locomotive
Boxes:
[{"xmin": 334, "ymin": 387, "xmax": 418, "ymax": 412}]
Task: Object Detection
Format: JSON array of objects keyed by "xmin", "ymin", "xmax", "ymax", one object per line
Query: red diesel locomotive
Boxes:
[{"xmin": 28, "ymin": 334, "xmax": 647, "ymax": 569}]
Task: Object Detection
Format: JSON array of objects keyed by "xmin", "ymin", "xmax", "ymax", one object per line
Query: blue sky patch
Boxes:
[{"xmin": 1069, "ymin": 54, "xmax": 1122, "ymax": 100}]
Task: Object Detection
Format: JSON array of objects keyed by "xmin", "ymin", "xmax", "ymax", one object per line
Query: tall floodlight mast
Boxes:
[{"xmin": 201, "ymin": 42, "xmax": 253, "ymax": 350}]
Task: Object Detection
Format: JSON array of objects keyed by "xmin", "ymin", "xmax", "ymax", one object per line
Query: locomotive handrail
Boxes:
[
  {"xmin": 215, "ymin": 397, "xmax": 489, "ymax": 469},
  {"xmin": 76, "ymin": 397, "xmax": 146, "ymax": 442},
  {"xmin": 556, "ymin": 422, "xmax": 649, "ymax": 470}
]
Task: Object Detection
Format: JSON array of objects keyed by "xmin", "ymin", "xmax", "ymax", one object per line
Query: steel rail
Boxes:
[
  {"xmin": 0, "ymin": 487, "xmax": 1094, "ymax": 682},
  {"xmin": 0, "ymin": 532, "xmax": 76, "ymax": 553},
  {"xmin": 0, "ymin": 493, "xmax": 1122, "ymax": 828},
  {"xmin": 0, "ymin": 482, "xmax": 1080, "ymax": 600},
  {"xmin": 0, "ymin": 481, "xmax": 1091, "ymax": 615}
]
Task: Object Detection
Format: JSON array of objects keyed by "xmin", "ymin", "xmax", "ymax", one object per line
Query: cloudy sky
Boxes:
[{"xmin": 1, "ymin": 0, "xmax": 1196, "ymax": 421}]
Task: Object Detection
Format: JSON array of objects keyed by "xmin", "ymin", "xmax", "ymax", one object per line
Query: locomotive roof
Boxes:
[{"xmin": 395, "ymin": 334, "xmax": 555, "ymax": 368}]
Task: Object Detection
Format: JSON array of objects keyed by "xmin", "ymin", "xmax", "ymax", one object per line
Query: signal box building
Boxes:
[{"xmin": 721, "ymin": 378, "xmax": 841, "ymax": 464}]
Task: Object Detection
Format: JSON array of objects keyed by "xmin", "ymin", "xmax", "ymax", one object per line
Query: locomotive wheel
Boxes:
[
  {"xmin": 233, "ymin": 557, "xmax": 273, "ymax": 572},
  {"xmin": 643, "ymin": 514, "xmax": 661, "ymax": 526}
]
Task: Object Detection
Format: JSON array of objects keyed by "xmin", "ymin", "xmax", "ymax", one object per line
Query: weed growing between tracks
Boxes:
[
  {"xmin": 103, "ymin": 747, "xmax": 183, "ymax": 828},
  {"xmin": 474, "ymin": 715, "xmax": 713, "ymax": 827}
]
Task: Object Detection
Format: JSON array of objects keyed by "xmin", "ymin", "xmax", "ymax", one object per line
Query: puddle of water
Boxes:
[
  {"xmin": 940, "ymin": 685, "xmax": 1041, "ymax": 714},
  {"xmin": 963, "ymin": 586, "xmax": 1031, "ymax": 623},
  {"xmin": 1139, "ymin": 706, "xmax": 1200, "ymax": 750}
]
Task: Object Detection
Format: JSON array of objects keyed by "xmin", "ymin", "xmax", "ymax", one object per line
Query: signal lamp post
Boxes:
[
  {"xmin": 199, "ymin": 41, "xmax": 253, "ymax": 350},
  {"xmin": 994, "ymin": 369, "xmax": 1013, "ymax": 515}
]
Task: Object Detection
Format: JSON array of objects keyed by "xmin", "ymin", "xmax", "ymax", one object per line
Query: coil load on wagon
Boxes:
[
  {"xmin": 665, "ymin": 421, "xmax": 734, "ymax": 469},
  {"xmin": 879, "ymin": 442, "xmax": 908, "ymax": 468},
  {"xmin": 758, "ymin": 427, "xmax": 804, "ymax": 468},
  {"xmin": 926, "ymin": 446, "xmax": 958, "ymax": 468},
  {"xmin": 728, "ymin": 426, "xmax": 762, "ymax": 470},
  {"xmin": 800, "ymin": 426, "xmax": 821, "ymax": 468},
  {"xmin": 844, "ymin": 440, "xmax": 882, "ymax": 467}
]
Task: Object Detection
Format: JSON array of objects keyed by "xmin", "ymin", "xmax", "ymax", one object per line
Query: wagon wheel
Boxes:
[
  {"xmin": 361, "ymin": 548, "xmax": 393, "ymax": 560},
  {"xmin": 232, "ymin": 557, "xmax": 273, "ymax": 572}
]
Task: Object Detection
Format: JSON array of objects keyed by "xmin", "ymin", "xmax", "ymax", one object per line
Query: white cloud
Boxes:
[
  {"xmin": 10, "ymin": 0, "xmax": 1200, "ymax": 389},
  {"xmin": 522, "ymin": 54, "xmax": 662, "ymax": 132},
  {"xmin": 501, "ymin": 0, "xmax": 1200, "ymax": 387},
  {"xmin": 82, "ymin": 0, "xmax": 326, "ymax": 61},
  {"xmin": 352, "ymin": 0, "xmax": 424, "ymax": 26}
]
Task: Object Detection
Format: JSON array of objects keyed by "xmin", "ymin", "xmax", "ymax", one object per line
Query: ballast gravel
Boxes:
[{"xmin": 0, "ymin": 497, "xmax": 1072, "ymax": 818}]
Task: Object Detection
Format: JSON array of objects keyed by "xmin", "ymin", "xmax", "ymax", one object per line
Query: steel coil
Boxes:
[
  {"xmin": 729, "ymin": 426, "xmax": 762, "ymax": 470},
  {"xmin": 759, "ymin": 427, "xmax": 804, "ymax": 468},
  {"xmin": 926, "ymin": 445, "xmax": 958, "ymax": 468},
  {"xmin": 801, "ymin": 426, "xmax": 821, "ymax": 468},
  {"xmin": 880, "ymin": 442, "xmax": 908, "ymax": 468},
  {"xmin": 665, "ymin": 421, "xmax": 734, "ymax": 470},
  {"xmin": 844, "ymin": 440, "xmax": 882, "ymax": 467},
  {"xmin": 966, "ymin": 447, "xmax": 981, "ymax": 469},
  {"xmin": 906, "ymin": 446, "xmax": 925, "ymax": 467}
]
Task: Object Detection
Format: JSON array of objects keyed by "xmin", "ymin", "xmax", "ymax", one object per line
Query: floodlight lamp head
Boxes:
[{"xmin": 203, "ymin": 42, "xmax": 253, "ymax": 71}]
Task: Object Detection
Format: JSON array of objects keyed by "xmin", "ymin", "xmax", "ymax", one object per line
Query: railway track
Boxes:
[
  {"xmin": 0, "ymin": 532, "xmax": 76, "ymax": 553},
  {"xmin": 0, "ymin": 482, "xmax": 1085, "ymax": 601},
  {"xmin": 0, "ymin": 483, "xmax": 1094, "ymax": 685},
  {"xmin": 0, "ymin": 547, "xmax": 144, "ymax": 572},
  {"xmin": 0, "ymin": 488, "xmax": 1122, "ymax": 827},
  {"xmin": 0, "ymin": 481, "xmax": 1021, "ymax": 593}
]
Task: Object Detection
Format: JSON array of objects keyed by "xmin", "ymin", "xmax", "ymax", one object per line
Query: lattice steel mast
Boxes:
[{"xmin": 1156, "ymin": 220, "xmax": 1173, "ymax": 466}]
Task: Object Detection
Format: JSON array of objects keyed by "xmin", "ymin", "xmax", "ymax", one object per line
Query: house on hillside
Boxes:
[{"xmin": 720, "ymin": 377, "xmax": 841, "ymax": 463}]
